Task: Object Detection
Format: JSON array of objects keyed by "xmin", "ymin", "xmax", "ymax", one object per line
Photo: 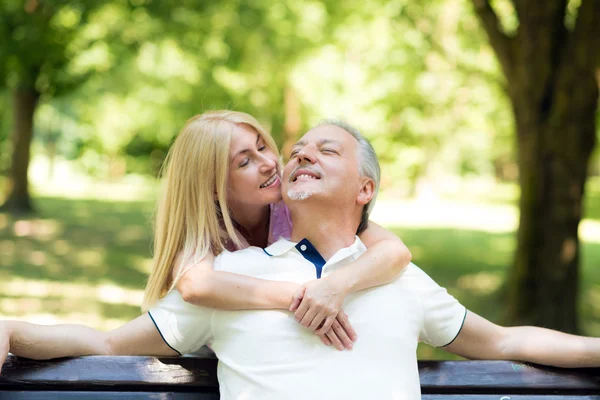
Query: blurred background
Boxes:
[{"xmin": 0, "ymin": 0, "xmax": 598, "ymax": 359}]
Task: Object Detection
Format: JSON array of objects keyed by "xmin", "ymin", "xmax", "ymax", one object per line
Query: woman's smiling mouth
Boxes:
[{"xmin": 260, "ymin": 174, "xmax": 279, "ymax": 188}]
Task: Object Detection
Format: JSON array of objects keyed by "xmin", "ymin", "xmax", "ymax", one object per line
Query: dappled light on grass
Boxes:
[
  {"xmin": 0, "ymin": 214, "xmax": 8, "ymax": 230},
  {"xmin": 117, "ymin": 225, "xmax": 149, "ymax": 244},
  {"xmin": 12, "ymin": 219, "xmax": 63, "ymax": 240},
  {"xmin": 371, "ymin": 199, "xmax": 518, "ymax": 233},
  {"xmin": 580, "ymin": 220, "xmax": 600, "ymax": 244},
  {"xmin": 0, "ymin": 277, "xmax": 143, "ymax": 305},
  {"xmin": 74, "ymin": 249, "xmax": 106, "ymax": 269},
  {"xmin": 456, "ymin": 272, "xmax": 502, "ymax": 295},
  {"xmin": 0, "ymin": 279, "xmax": 143, "ymax": 330},
  {"xmin": 371, "ymin": 198, "xmax": 600, "ymax": 243}
]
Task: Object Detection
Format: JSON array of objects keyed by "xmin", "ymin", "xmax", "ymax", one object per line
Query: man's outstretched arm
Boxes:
[
  {"xmin": 0, "ymin": 314, "xmax": 178, "ymax": 374},
  {"xmin": 444, "ymin": 311, "xmax": 600, "ymax": 368}
]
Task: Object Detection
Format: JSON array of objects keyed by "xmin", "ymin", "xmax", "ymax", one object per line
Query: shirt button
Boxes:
[{"xmin": 300, "ymin": 244, "xmax": 307, "ymax": 251}]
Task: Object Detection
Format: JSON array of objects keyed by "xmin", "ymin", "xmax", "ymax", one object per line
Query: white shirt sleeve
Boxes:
[
  {"xmin": 407, "ymin": 264, "xmax": 467, "ymax": 347},
  {"xmin": 148, "ymin": 289, "xmax": 214, "ymax": 355}
]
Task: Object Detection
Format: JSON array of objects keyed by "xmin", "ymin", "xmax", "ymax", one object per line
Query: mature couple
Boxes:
[{"xmin": 1, "ymin": 111, "xmax": 599, "ymax": 399}]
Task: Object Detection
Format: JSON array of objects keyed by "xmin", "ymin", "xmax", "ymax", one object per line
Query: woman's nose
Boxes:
[{"xmin": 259, "ymin": 154, "xmax": 277, "ymax": 172}]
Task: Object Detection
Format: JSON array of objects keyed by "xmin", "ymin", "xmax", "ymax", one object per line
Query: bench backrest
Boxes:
[{"xmin": 2, "ymin": 355, "xmax": 599, "ymax": 399}]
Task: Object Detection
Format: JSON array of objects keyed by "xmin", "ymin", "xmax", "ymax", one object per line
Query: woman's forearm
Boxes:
[
  {"xmin": 329, "ymin": 239, "xmax": 410, "ymax": 294},
  {"xmin": 178, "ymin": 268, "xmax": 299, "ymax": 310},
  {"xmin": 5, "ymin": 321, "xmax": 109, "ymax": 360}
]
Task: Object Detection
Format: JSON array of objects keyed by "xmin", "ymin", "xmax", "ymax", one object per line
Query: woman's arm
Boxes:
[
  {"xmin": 176, "ymin": 252, "xmax": 356, "ymax": 350},
  {"xmin": 176, "ymin": 251, "xmax": 300, "ymax": 310},
  {"xmin": 291, "ymin": 221, "xmax": 411, "ymax": 334},
  {"xmin": 0, "ymin": 315, "xmax": 177, "ymax": 374}
]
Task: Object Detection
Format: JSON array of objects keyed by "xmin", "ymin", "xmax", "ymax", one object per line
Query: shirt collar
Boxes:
[{"xmin": 263, "ymin": 236, "xmax": 367, "ymax": 266}]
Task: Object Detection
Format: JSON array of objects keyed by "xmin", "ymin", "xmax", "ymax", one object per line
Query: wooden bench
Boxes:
[{"xmin": 1, "ymin": 354, "xmax": 599, "ymax": 399}]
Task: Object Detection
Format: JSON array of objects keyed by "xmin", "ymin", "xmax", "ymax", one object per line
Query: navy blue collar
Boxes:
[{"xmin": 263, "ymin": 238, "xmax": 326, "ymax": 278}]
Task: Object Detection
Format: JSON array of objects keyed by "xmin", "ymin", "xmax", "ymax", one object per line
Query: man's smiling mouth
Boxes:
[{"xmin": 290, "ymin": 168, "xmax": 321, "ymax": 182}]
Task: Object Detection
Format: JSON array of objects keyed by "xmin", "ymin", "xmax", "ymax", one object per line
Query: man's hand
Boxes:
[
  {"xmin": 0, "ymin": 322, "xmax": 10, "ymax": 375},
  {"xmin": 289, "ymin": 278, "xmax": 357, "ymax": 350},
  {"xmin": 317, "ymin": 311, "xmax": 356, "ymax": 350}
]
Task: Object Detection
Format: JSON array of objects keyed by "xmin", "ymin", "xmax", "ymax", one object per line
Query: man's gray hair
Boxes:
[{"xmin": 318, "ymin": 119, "xmax": 380, "ymax": 234}]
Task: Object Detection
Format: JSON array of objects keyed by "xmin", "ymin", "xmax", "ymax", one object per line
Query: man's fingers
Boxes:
[
  {"xmin": 315, "ymin": 315, "xmax": 335, "ymax": 335},
  {"xmin": 319, "ymin": 334, "xmax": 332, "ymax": 346},
  {"xmin": 325, "ymin": 330, "xmax": 344, "ymax": 351},
  {"xmin": 332, "ymin": 319, "xmax": 353, "ymax": 350},
  {"xmin": 336, "ymin": 311, "xmax": 357, "ymax": 341}
]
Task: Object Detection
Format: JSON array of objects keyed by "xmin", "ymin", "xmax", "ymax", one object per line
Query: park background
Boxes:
[{"xmin": 0, "ymin": 0, "xmax": 599, "ymax": 359}]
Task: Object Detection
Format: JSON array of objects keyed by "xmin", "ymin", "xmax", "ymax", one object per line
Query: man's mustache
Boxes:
[{"xmin": 288, "ymin": 164, "xmax": 321, "ymax": 183}]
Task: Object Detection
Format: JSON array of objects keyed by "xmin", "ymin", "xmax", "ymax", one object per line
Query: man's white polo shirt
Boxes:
[{"xmin": 149, "ymin": 237, "xmax": 467, "ymax": 400}]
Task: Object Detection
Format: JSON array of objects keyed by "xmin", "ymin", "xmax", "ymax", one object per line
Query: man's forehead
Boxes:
[{"xmin": 294, "ymin": 125, "xmax": 353, "ymax": 147}]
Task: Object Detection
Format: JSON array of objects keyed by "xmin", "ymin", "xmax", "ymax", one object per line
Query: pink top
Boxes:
[
  {"xmin": 267, "ymin": 200, "xmax": 293, "ymax": 245},
  {"xmin": 224, "ymin": 201, "xmax": 293, "ymax": 252}
]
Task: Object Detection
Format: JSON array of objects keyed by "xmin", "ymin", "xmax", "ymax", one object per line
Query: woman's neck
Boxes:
[{"xmin": 232, "ymin": 204, "xmax": 271, "ymax": 248}]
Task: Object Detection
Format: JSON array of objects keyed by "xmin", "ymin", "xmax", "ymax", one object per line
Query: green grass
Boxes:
[{"xmin": 1, "ymin": 180, "xmax": 599, "ymax": 358}]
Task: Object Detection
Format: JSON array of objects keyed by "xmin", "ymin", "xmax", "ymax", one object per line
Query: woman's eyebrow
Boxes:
[{"xmin": 231, "ymin": 134, "xmax": 261, "ymax": 162}]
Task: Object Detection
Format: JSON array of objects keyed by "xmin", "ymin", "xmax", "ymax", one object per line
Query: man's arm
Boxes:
[
  {"xmin": 0, "ymin": 315, "xmax": 177, "ymax": 374},
  {"xmin": 444, "ymin": 311, "xmax": 600, "ymax": 368}
]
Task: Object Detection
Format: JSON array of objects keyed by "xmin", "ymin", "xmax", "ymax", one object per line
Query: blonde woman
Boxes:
[{"xmin": 0, "ymin": 111, "xmax": 411, "ymax": 364}]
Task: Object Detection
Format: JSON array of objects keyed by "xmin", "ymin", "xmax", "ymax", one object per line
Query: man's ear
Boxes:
[{"xmin": 357, "ymin": 178, "xmax": 375, "ymax": 206}]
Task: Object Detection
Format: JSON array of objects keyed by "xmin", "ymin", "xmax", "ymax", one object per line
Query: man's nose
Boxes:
[{"xmin": 296, "ymin": 146, "xmax": 317, "ymax": 164}]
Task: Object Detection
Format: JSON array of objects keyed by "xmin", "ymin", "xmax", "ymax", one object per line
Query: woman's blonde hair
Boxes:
[{"xmin": 142, "ymin": 110, "xmax": 279, "ymax": 311}]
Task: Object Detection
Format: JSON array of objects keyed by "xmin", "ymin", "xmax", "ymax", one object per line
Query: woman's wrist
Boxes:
[
  {"xmin": 274, "ymin": 281, "xmax": 301, "ymax": 309},
  {"xmin": 323, "ymin": 273, "xmax": 353, "ymax": 297}
]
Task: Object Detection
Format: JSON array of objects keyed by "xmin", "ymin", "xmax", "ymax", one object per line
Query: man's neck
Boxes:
[{"xmin": 289, "ymin": 204, "xmax": 358, "ymax": 260}]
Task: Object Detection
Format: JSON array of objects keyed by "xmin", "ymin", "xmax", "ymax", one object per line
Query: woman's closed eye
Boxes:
[
  {"xmin": 321, "ymin": 148, "xmax": 338, "ymax": 154},
  {"xmin": 239, "ymin": 158, "xmax": 250, "ymax": 168}
]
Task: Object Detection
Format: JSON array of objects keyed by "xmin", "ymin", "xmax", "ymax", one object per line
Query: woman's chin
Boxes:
[{"xmin": 267, "ymin": 191, "xmax": 283, "ymax": 204}]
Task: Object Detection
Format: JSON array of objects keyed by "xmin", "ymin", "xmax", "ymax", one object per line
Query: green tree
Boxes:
[
  {"xmin": 0, "ymin": 1, "xmax": 107, "ymax": 212},
  {"xmin": 472, "ymin": 0, "xmax": 599, "ymax": 332}
]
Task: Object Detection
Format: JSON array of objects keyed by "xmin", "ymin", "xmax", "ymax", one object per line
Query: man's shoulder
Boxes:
[
  {"xmin": 394, "ymin": 262, "xmax": 442, "ymax": 289},
  {"xmin": 214, "ymin": 246, "xmax": 272, "ymax": 271}
]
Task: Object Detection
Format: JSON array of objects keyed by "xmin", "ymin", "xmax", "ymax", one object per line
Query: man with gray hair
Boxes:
[{"xmin": 2, "ymin": 121, "xmax": 600, "ymax": 399}]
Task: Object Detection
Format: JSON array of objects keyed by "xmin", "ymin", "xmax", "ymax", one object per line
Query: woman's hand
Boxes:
[{"xmin": 289, "ymin": 277, "xmax": 357, "ymax": 349}]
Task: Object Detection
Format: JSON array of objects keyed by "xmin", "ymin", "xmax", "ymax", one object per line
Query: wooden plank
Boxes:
[
  {"xmin": 0, "ymin": 393, "xmax": 598, "ymax": 400},
  {"xmin": 422, "ymin": 397, "xmax": 600, "ymax": 400},
  {"xmin": 2, "ymin": 356, "xmax": 599, "ymax": 394},
  {"xmin": 1, "ymin": 355, "xmax": 218, "ymax": 390},
  {"xmin": 418, "ymin": 361, "xmax": 600, "ymax": 394},
  {"xmin": 0, "ymin": 391, "xmax": 219, "ymax": 399}
]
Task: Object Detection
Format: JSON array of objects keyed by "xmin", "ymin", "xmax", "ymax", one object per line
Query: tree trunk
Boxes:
[
  {"xmin": 472, "ymin": 0, "xmax": 599, "ymax": 332},
  {"xmin": 1, "ymin": 87, "xmax": 40, "ymax": 213},
  {"xmin": 508, "ymin": 94, "xmax": 596, "ymax": 333}
]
